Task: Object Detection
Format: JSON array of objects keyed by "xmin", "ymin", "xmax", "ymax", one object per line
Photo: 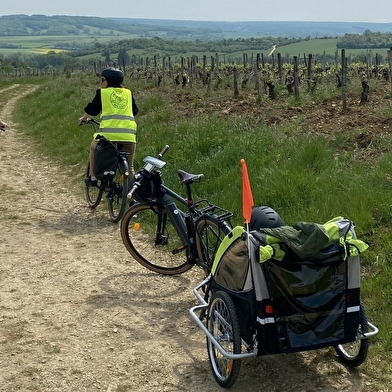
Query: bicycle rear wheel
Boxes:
[
  {"xmin": 85, "ymin": 160, "xmax": 103, "ymax": 208},
  {"xmin": 120, "ymin": 202, "xmax": 193, "ymax": 275},
  {"xmin": 195, "ymin": 216, "xmax": 231, "ymax": 272},
  {"xmin": 107, "ymin": 159, "xmax": 130, "ymax": 223},
  {"xmin": 207, "ymin": 290, "xmax": 242, "ymax": 388}
]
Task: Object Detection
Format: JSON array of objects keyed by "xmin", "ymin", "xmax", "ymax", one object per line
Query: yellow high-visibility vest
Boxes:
[{"xmin": 94, "ymin": 88, "xmax": 137, "ymax": 142}]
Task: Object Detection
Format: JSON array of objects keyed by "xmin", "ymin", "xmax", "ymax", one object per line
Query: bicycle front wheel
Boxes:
[
  {"xmin": 107, "ymin": 159, "xmax": 130, "ymax": 223},
  {"xmin": 85, "ymin": 160, "xmax": 103, "ymax": 208},
  {"xmin": 207, "ymin": 290, "xmax": 242, "ymax": 388},
  {"xmin": 195, "ymin": 216, "xmax": 231, "ymax": 272},
  {"xmin": 120, "ymin": 202, "xmax": 193, "ymax": 275}
]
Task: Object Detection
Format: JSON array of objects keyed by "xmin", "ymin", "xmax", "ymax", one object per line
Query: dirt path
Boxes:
[{"xmin": 0, "ymin": 85, "xmax": 376, "ymax": 392}]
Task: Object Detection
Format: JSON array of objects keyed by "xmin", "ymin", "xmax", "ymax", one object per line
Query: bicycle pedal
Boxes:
[{"xmin": 172, "ymin": 245, "xmax": 186, "ymax": 254}]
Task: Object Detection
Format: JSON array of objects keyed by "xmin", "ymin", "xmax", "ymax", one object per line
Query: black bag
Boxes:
[{"xmin": 94, "ymin": 136, "xmax": 118, "ymax": 180}]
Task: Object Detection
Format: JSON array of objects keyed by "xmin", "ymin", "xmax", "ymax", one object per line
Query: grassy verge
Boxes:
[{"xmin": 5, "ymin": 72, "xmax": 392, "ymax": 387}]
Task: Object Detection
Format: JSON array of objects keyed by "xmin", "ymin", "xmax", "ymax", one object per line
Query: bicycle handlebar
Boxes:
[
  {"xmin": 127, "ymin": 145, "xmax": 170, "ymax": 200},
  {"xmin": 79, "ymin": 117, "xmax": 100, "ymax": 126},
  {"xmin": 157, "ymin": 145, "xmax": 169, "ymax": 159}
]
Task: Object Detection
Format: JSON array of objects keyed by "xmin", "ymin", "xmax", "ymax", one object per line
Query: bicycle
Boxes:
[
  {"xmin": 81, "ymin": 118, "xmax": 130, "ymax": 223},
  {"xmin": 120, "ymin": 145, "xmax": 234, "ymax": 275}
]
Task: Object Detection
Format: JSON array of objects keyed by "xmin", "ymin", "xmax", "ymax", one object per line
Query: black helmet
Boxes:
[
  {"xmin": 249, "ymin": 206, "xmax": 284, "ymax": 230},
  {"xmin": 100, "ymin": 67, "xmax": 123, "ymax": 86}
]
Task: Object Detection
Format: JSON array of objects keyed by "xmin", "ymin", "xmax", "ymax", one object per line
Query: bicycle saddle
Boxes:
[{"xmin": 177, "ymin": 169, "xmax": 204, "ymax": 184}]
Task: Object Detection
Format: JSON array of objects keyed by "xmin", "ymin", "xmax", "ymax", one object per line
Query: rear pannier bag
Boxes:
[{"xmin": 94, "ymin": 137, "xmax": 118, "ymax": 180}]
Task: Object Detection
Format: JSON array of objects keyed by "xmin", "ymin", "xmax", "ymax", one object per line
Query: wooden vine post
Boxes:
[
  {"xmin": 154, "ymin": 55, "xmax": 158, "ymax": 87},
  {"xmin": 388, "ymin": 48, "xmax": 392, "ymax": 92},
  {"xmin": 162, "ymin": 57, "xmax": 166, "ymax": 88},
  {"xmin": 188, "ymin": 56, "xmax": 193, "ymax": 88},
  {"xmin": 277, "ymin": 53, "xmax": 283, "ymax": 84},
  {"xmin": 202, "ymin": 55, "xmax": 207, "ymax": 86},
  {"xmin": 307, "ymin": 54, "xmax": 313, "ymax": 92},
  {"xmin": 293, "ymin": 56, "xmax": 300, "ymax": 98},
  {"xmin": 341, "ymin": 49, "xmax": 347, "ymax": 111},
  {"xmin": 254, "ymin": 54, "xmax": 260, "ymax": 101},
  {"xmin": 207, "ymin": 56, "xmax": 215, "ymax": 93},
  {"xmin": 243, "ymin": 53, "xmax": 247, "ymax": 68},
  {"xmin": 168, "ymin": 57, "xmax": 173, "ymax": 84},
  {"xmin": 366, "ymin": 50, "xmax": 372, "ymax": 80},
  {"xmin": 233, "ymin": 66, "xmax": 239, "ymax": 98}
]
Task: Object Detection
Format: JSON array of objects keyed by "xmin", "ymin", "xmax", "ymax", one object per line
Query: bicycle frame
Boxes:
[
  {"xmin": 127, "ymin": 149, "xmax": 233, "ymax": 271},
  {"xmin": 149, "ymin": 179, "xmax": 232, "ymax": 270}
]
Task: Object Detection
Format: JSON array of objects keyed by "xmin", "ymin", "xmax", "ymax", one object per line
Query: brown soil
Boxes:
[
  {"xmin": 171, "ymin": 81, "xmax": 392, "ymax": 162},
  {"xmin": 0, "ymin": 83, "xmax": 389, "ymax": 392}
]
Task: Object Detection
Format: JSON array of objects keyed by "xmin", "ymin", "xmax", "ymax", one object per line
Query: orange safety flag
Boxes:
[{"xmin": 240, "ymin": 158, "xmax": 254, "ymax": 224}]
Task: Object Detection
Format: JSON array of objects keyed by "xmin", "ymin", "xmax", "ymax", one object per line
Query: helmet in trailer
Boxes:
[{"xmin": 249, "ymin": 205, "xmax": 284, "ymax": 230}]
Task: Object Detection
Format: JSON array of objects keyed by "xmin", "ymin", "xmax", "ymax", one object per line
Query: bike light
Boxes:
[{"xmin": 265, "ymin": 305, "xmax": 274, "ymax": 314}]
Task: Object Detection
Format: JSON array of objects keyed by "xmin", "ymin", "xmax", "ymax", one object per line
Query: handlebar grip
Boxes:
[
  {"xmin": 127, "ymin": 182, "xmax": 140, "ymax": 199},
  {"xmin": 79, "ymin": 118, "xmax": 100, "ymax": 126},
  {"xmin": 157, "ymin": 145, "xmax": 169, "ymax": 160}
]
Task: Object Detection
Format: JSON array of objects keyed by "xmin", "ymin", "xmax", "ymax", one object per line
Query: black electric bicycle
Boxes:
[
  {"xmin": 120, "ymin": 145, "xmax": 234, "ymax": 275},
  {"xmin": 81, "ymin": 118, "xmax": 130, "ymax": 223}
]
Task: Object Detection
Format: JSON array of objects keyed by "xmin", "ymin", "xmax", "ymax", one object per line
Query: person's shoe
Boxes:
[{"xmin": 85, "ymin": 177, "xmax": 98, "ymax": 187}]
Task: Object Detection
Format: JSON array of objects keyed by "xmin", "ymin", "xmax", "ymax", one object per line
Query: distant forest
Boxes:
[
  {"xmin": 1, "ymin": 14, "xmax": 392, "ymax": 40},
  {"xmin": 0, "ymin": 14, "xmax": 392, "ymax": 72}
]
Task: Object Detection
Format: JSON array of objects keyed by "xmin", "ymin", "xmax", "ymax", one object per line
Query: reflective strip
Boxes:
[
  {"xmin": 101, "ymin": 114, "xmax": 135, "ymax": 121},
  {"xmin": 257, "ymin": 316, "xmax": 275, "ymax": 325},
  {"xmin": 100, "ymin": 128, "xmax": 137, "ymax": 134},
  {"xmin": 347, "ymin": 305, "xmax": 360, "ymax": 313}
]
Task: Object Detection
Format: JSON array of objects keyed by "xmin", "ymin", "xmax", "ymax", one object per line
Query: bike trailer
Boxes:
[{"xmin": 189, "ymin": 218, "xmax": 378, "ymax": 385}]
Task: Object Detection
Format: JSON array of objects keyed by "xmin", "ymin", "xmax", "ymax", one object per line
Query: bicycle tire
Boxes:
[
  {"xmin": 334, "ymin": 301, "xmax": 369, "ymax": 367},
  {"xmin": 195, "ymin": 216, "xmax": 231, "ymax": 272},
  {"xmin": 107, "ymin": 158, "xmax": 130, "ymax": 223},
  {"xmin": 85, "ymin": 160, "xmax": 103, "ymax": 208},
  {"xmin": 207, "ymin": 290, "xmax": 242, "ymax": 388},
  {"xmin": 120, "ymin": 202, "xmax": 193, "ymax": 275}
]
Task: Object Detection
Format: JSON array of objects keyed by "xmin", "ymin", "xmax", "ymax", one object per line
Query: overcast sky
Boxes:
[{"xmin": 1, "ymin": 0, "xmax": 392, "ymax": 23}]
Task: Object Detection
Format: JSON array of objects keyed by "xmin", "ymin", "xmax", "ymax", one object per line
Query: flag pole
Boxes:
[{"xmin": 240, "ymin": 159, "xmax": 254, "ymax": 258}]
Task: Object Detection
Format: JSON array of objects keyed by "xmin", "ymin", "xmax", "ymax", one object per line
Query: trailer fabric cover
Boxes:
[{"xmin": 210, "ymin": 218, "xmax": 365, "ymax": 354}]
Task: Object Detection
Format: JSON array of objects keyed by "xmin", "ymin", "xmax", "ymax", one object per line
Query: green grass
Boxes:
[{"xmin": 3, "ymin": 72, "xmax": 392, "ymax": 387}]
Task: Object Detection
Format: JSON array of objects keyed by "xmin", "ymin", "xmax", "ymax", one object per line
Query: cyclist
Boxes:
[
  {"xmin": 0, "ymin": 119, "xmax": 7, "ymax": 130},
  {"xmin": 79, "ymin": 67, "xmax": 138, "ymax": 186}
]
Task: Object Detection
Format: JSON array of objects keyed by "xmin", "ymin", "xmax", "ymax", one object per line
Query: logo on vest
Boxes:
[{"xmin": 110, "ymin": 91, "xmax": 127, "ymax": 110}]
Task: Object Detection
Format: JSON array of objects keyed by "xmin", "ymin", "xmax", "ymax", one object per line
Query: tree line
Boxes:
[
  {"xmin": 1, "ymin": 34, "xmax": 392, "ymax": 75},
  {"xmin": 337, "ymin": 30, "xmax": 392, "ymax": 49}
]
